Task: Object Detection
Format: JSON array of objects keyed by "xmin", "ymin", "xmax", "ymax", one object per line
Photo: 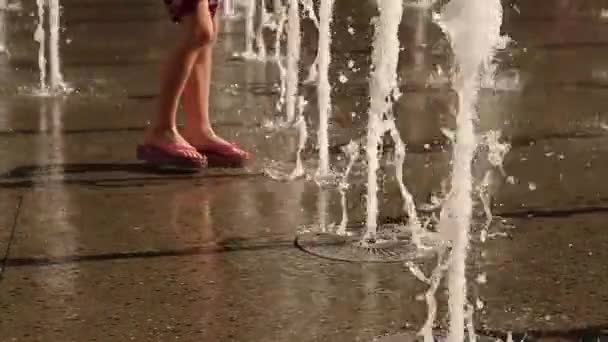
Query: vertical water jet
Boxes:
[
  {"xmin": 285, "ymin": 0, "xmax": 300, "ymax": 123},
  {"xmin": 49, "ymin": 0, "xmax": 64, "ymax": 91},
  {"xmin": 244, "ymin": 0, "xmax": 256, "ymax": 58},
  {"xmin": 365, "ymin": 0, "xmax": 403, "ymax": 241},
  {"xmin": 316, "ymin": 0, "xmax": 334, "ymax": 177},
  {"xmin": 34, "ymin": 0, "xmax": 47, "ymax": 92},
  {"xmin": 255, "ymin": 0, "xmax": 268, "ymax": 60},
  {"xmin": 0, "ymin": 0, "xmax": 7, "ymax": 55},
  {"xmin": 434, "ymin": 0, "xmax": 504, "ymax": 341}
]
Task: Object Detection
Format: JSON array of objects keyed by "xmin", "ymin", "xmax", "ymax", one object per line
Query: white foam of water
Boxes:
[
  {"xmin": 301, "ymin": 0, "xmax": 320, "ymax": 84},
  {"xmin": 0, "ymin": 5, "xmax": 6, "ymax": 56},
  {"xmin": 433, "ymin": 1, "xmax": 504, "ymax": 341},
  {"xmin": 255, "ymin": 0, "xmax": 268, "ymax": 60},
  {"xmin": 365, "ymin": 0, "xmax": 404, "ymax": 240},
  {"xmin": 34, "ymin": 0, "xmax": 47, "ymax": 92},
  {"xmin": 269, "ymin": 0, "xmax": 288, "ymax": 120},
  {"xmin": 223, "ymin": 0, "xmax": 238, "ymax": 18},
  {"xmin": 49, "ymin": 0, "xmax": 65, "ymax": 91},
  {"xmin": 477, "ymin": 131, "xmax": 511, "ymax": 241},
  {"xmin": 384, "ymin": 117, "xmax": 424, "ymax": 247},
  {"xmin": 337, "ymin": 141, "xmax": 360, "ymax": 236},
  {"xmin": 285, "ymin": 0, "xmax": 300, "ymax": 123},
  {"xmin": 291, "ymin": 96, "xmax": 308, "ymax": 179},
  {"xmin": 409, "ymin": 250, "xmax": 450, "ymax": 342},
  {"xmin": 263, "ymin": 96, "xmax": 309, "ymax": 181},
  {"xmin": 243, "ymin": 0, "xmax": 257, "ymax": 59},
  {"xmin": 273, "ymin": 0, "xmax": 287, "ymax": 61},
  {"xmin": 316, "ymin": 0, "xmax": 334, "ymax": 177}
]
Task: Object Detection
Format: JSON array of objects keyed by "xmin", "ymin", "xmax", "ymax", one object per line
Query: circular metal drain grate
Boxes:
[
  {"xmin": 373, "ymin": 332, "xmax": 497, "ymax": 342},
  {"xmin": 295, "ymin": 224, "xmax": 441, "ymax": 263}
]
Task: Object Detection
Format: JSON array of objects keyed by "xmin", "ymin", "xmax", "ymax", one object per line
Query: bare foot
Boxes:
[
  {"xmin": 183, "ymin": 128, "xmax": 251, "ymax": 165},
  {"xmin": 144, "ymin": 127, "xmax": 204, "ymax": 160},
  {"xmin": 182, "ymin": 128, "xmax": 233, "ymax": 149}
]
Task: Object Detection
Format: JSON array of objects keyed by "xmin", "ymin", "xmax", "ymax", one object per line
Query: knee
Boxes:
[{"xmin": 189, "ymin": 26, "xmax": 215, "ymax": 49}]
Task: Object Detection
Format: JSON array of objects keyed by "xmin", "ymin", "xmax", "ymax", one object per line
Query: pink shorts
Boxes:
[{"xmin": 164, "ymin": 0, "xmax": 220, "ymax": 22}]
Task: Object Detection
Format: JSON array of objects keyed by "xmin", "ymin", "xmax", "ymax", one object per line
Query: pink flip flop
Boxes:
[
  {"xmin": 136, "ymin": 143, "xmax": 207, "ymax": 170},
  {"xmin": 195, "ymin": 142, "xmax": 251, "ymax": 168}
]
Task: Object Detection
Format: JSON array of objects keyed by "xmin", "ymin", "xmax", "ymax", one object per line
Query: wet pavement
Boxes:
[{"xmin": 1, "ymin": 0, "xmax": 608, "ymax": 341}]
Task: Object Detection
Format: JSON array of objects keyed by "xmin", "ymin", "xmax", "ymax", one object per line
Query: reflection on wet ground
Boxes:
[{"xmin": 1, "ymin": 0, "xmax": 608, "ymax": 341}]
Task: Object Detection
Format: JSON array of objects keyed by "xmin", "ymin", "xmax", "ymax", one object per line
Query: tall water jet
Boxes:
[
  {"xmin": 316, "ymin": 0, "xmax": 334, "ymax": 177},
  {"xmin": 223, "ymin": 0, "xmax": 236, "ymax": 18},
  {"xmin": 364, "ymin": 0, "xmax": 403, "ymax": 241},
  {"xmin": 34, "ymin": 0, "xmax": 47, "ymax": 92},
  {"xmin": 48, "ymin": 0, "xmax": 64, "ymax": 90},
  {"xmin": 285, "ymin": 0, "xmax": 300, "ymax": 123},
  {"xmin": 336, "ymin": 141, "xmax": 360, "ymax": 236},
  {"xmin": 255, "ymin": 0, "xmax": 268, "ymax": 60},
  {"xmin": 271, "ymin": 0, "xmax": 288, "ymax": 115},
  {"xmin": 0, "ymin": 0, "xmax": 6, "ymax": 55},
  {"xmin": 301, "ymin": 0, "xmax": 320, "ymax": 84},
  {"xmin": 434, "ymin": 0, "xmax": 504, "ymax": 341},
  {"xmin": 272, "ymin": 0, "xmax": 286, "ymax": 61},
  {"xmin": 244, "ymin": 0, "xmax": 256, "ymax": 58},
  {"xmin": 290, "ymin": 96, "xmax": 308, "ymax": 179}
]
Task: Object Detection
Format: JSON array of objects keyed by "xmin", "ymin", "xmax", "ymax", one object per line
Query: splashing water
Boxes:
[
  {"xmin": 273, "ymin": 0, "xmax": 287, "ymax": 61},
  {"xmin": 409, "ymin": 250, "xmax": 450, "ymax": 342},
  {"xmin": 316, "ymin": 0, "xmax": 334, "ymax": 177},
  {"xmin": 255, "ymin": 0, "xmax": 268, "ymax": 60},
  {"xmin": 0, "ymin": 0, "xmax": 6, "ymax": 55},
  {"xmin": 433, "ymin": 1, "xmax": 504, "ymax": 341},
  {"xmin": 365, "ymin": 0, "xmax": 404, "ymax": 241},
  {"xmin": 318, "ymin": 187, "xmax": 329, "ymax": 232},
  {"xmin": 223, "ymin": 0, "xmax": 237, "ymax": 18},
  {"xmin": 290, "ymin": 96, "xmax": 308, "ymax": 179},
  {"xmin": 300, "ymin": 0, "xmax": 320, "ymax": 84},
  {"xmin": 478, "ymin": 131, "xmax": 511, "ymax": 241},
  {"xmin": 263, "ymin": 95, "xmax": 308, "ymax": 181},
  {"xmin": 384, "ymin": 115, "xmax": 424, "ymax": 246},
  {"xmin": 34, "ymin": 0, "xmax": 47, "ymax": 93},
  {"xmin": 244, "ymin": 0, "xmax": 257, "ymax": 59},
  {"xmin": 337, "ymin": 141, "xmax": 360, "ymax": 236},
  {"xmin": 285, "ymin": 0, "xmax": 300, "ymax": 123},
  {"xmin": 33, "ymin": 0, "xmax": 67, "ymax": 94},
  {"xmin": 270, "ymin": 0, "xmax": 288, "ymax": 117},
  {"xmin": 49, "ymin": 0, "xmax": 64, "ymax": 91}
]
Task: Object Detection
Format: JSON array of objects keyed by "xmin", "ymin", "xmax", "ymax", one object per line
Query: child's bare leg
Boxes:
[
  {"xmin": 144, "ymin": 2, "xmax": 215, "ymax": 159},
  {"xmin": 182, "ymin": 15, "xmax": 231, "ymax": 147}
]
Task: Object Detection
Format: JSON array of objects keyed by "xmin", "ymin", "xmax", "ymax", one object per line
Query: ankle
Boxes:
[
  {"xmin": 148, "ymin": 123, "xmax": 177, "ymax": 135},
  {"xmin": 183, "ymin": 126, "xmax": 215, "ymax": 138}
]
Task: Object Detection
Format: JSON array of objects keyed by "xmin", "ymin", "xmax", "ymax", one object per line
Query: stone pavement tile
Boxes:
[
  {"xmin": 0, "ymin": 191, "xmax": 22, "ymax": 262},
  {"xmin": 494, "ymin": 137, "xmax": 608, "ymax": 213},
  {"xmin": 6, "ymin": 178, "xmax": 344, "ymax": 260},
  {"xmin": 479, "ymin": 212, "xmax": 608, "ymax": 332},
  {"xmin": 0, "ymin": 123, "xmax": 299, "ymax": 177},
  {"xmin": 0, "ymin": 249, "xmax": 428, "ymax": 342}
]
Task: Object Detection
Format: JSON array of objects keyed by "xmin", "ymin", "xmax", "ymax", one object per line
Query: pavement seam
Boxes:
[
  {"xmin": 3, "ymin": 239, "xmax": 297, "ymax": 269},
  {"xmin": 0, "ymin": 194, "xmax": 24, "ymax": 283}
]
